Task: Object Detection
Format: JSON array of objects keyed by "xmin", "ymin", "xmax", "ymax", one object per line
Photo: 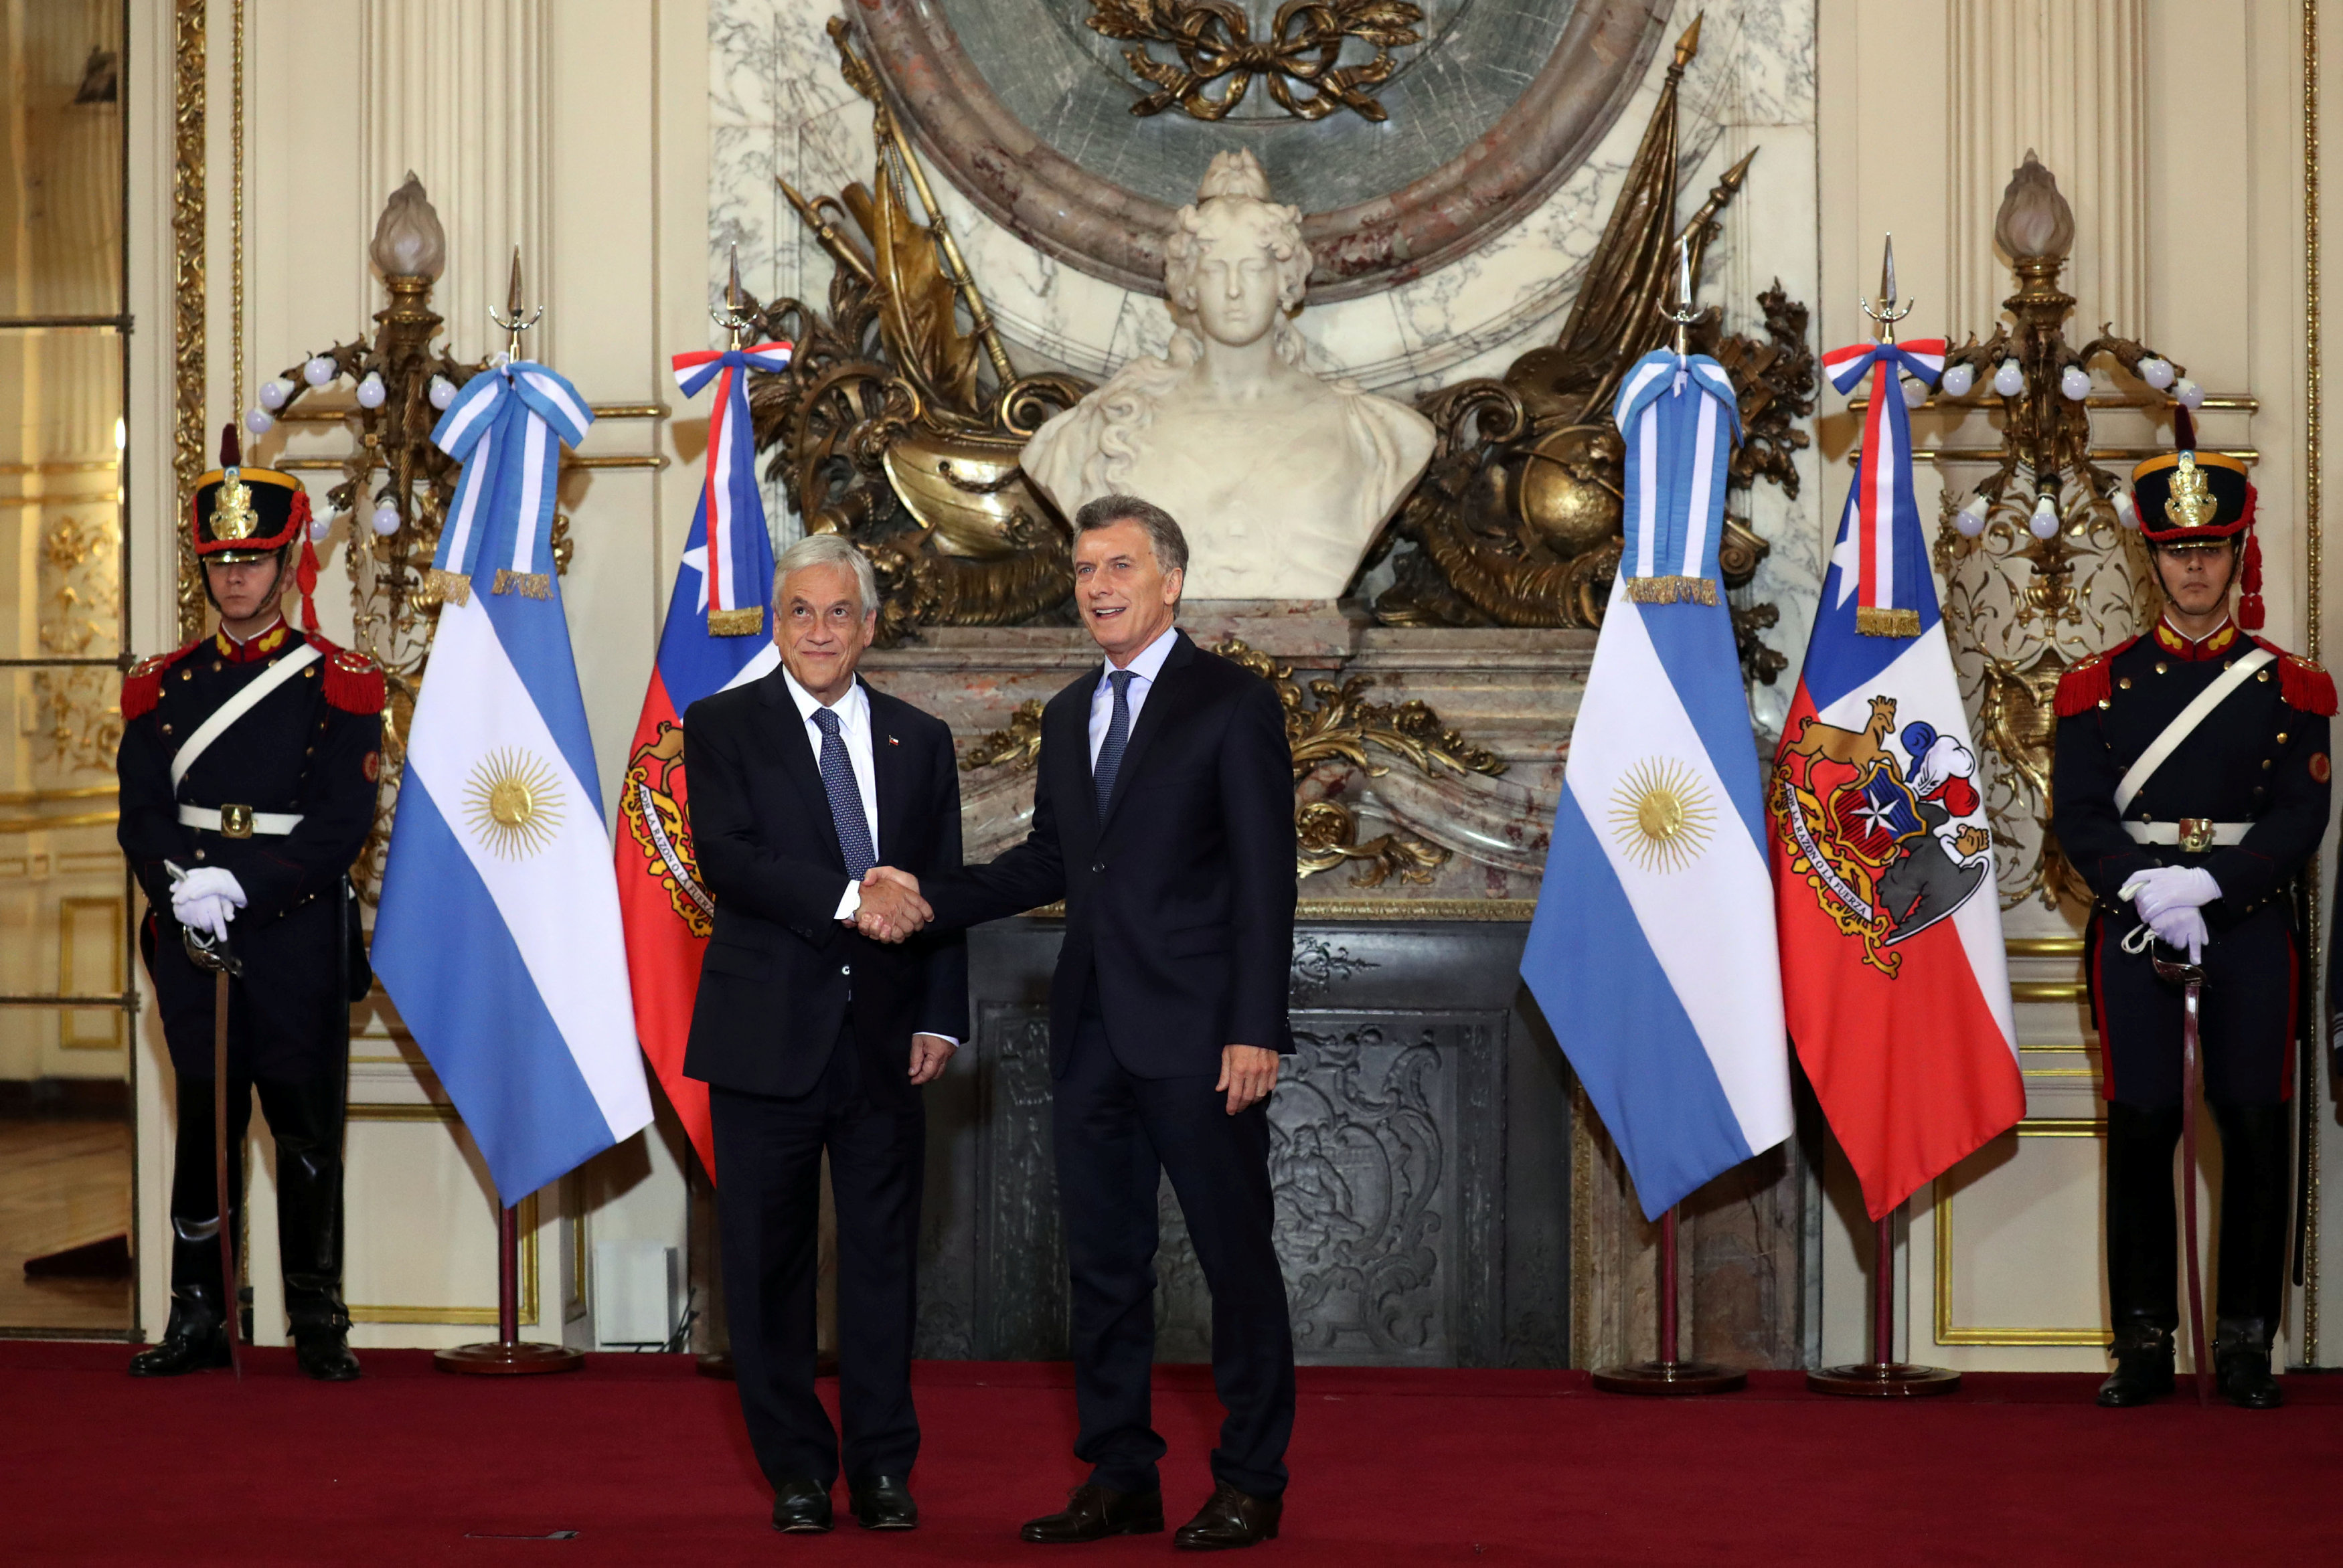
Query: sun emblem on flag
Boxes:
[
  {"xmin": 463, "ymin": 747, "xmax": 563, "ymax": 859},
  {"xmin": 1608, "ymin": 758, "xmax": 1715, "ymax": 873}
]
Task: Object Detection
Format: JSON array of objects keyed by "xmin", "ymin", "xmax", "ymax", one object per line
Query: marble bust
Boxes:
[{"xmin": 1020, "ymin": 151, "xmax": 1436, "ymax": 601}]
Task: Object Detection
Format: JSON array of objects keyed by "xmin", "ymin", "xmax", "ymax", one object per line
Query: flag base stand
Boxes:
[
  {"xmin": 1807, "ymin": 1210, "xmax": 1959, "ymax": 1398},
  {"xmin": 1592, "ymin": 1209, "xmax": 1746, "ymax": 1396},
  {"xmin": 434, "ymin": 1204, "xmax": 584, "ymax": 1377}
]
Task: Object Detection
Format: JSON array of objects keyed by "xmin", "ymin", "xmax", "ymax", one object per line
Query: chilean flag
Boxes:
[
  {"xmin": 1769, "ymin": 337, "xmax": 2022, "ymax": 1221},
  {"xmin": 614, "ymin": 341, "xmax": 791, "ymax": 1176}
]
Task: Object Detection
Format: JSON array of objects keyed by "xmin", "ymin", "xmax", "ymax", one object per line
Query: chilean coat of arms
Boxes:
[
  {"xmin": 1769, "ymin": 695, "xmax": 1993, "ymax": 976},
  {"xmin": 619, "ymin": 719, "xmax": 716, "ymax": 938}
]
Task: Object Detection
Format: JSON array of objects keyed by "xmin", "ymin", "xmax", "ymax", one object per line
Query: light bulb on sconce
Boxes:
[
  {"xmin": 357, "ymin": 372, "xmax": 388, "ymax": 410},
  {"xmin": 370, "ymin": 502, "xmax": 401, "ymax": 536},
  {"xmin": 2028, "ymin": 493, "xmax": 2061, "ymax": 539},
  {"xmin": 2111, "ymin": 489, "xmax": 2137, "ymax": 529},
  {"xmin": 304, "ymin": 355, "xmax": 338, "ymax": 387},
  {"xmin": 258, "ymin": 377, "xmax": 294, "ymax": 411},
  {"xmin": 1939, "ymin": 363, "xmax": 1975, "ymax": 399},
  {"xmin": 2137, "ymin": 357, "xmax": 2175, "ymax": 391},
  {"xmin": 1902, "ymin": 377, "xmax": 1929, "ymax": 410},
  {"xmin": 1955, "ymin": 493, "xmax": 1990, "ymax": 537},
  {"xmin": 1992, "ymin": 360, "xmax": 2025, "ymax": 397},
  {"xmin": 2173, "ymin": 379, "xmax": 2204, "ymax": 409},
  {"xmin": 2059, "ymin": 365, "xmax": 2091, "ymax": 401},
  {"xmin": 428, "ymin": 375, "xmax": 457, "ymax": 411},
  {"xmin": 244, "ymin": 407, "xmax": 274, "ymax": 436}
]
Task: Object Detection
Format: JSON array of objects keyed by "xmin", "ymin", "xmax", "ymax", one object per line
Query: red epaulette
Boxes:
[
  {"xmin": 119, "ymin": 637, "xmax": 208, "ymax": 721},
  {"xmin": 306, "ymin": 634, "xmax": 387, "ymax": 716},
  {"xmin": 2054, "ymin": 637, "xmax": 2137, "ymax": 717},
  {"xmin": 2252, "ymin": 637, "xmax": 2338, "ymax": 715}
]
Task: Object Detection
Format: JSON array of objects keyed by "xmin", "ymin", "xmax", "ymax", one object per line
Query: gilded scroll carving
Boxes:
[{"xmin": 1086, "ymin": 0, "xmax": 1426, "ymax": 124}]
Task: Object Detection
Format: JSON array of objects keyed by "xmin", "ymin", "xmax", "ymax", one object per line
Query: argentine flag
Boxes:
[
  {"xmin": 1520, "ymin": 349, "xmax": 1793, "ymax": 1218},
  {"xmin": 374, "ymin": 360, "xmax": 653, "ymax": 1205}
]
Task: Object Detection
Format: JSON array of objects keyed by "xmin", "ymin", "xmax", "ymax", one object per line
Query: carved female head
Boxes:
[{"xmin": 1164, "ymin": 151, "xmax": 1311, "ymax": 353}]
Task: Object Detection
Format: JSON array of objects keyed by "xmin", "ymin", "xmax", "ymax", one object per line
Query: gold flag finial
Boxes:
[
  {"xmin": 488, "ymin": 245, "xmax": 544, "ymax": 359},
  {"xmin": 1672, "ymin": 13, "xmax": 1703, "ymax": 70}
]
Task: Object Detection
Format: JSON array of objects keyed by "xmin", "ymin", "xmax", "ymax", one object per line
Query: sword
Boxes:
[
  {"xmin": 2141, "ymin": 928, "xmax": 2212, "ymax": 1406},
  {"xmin": 166, "ymin": 861, "xmax": 244, "ymax": 1381}
]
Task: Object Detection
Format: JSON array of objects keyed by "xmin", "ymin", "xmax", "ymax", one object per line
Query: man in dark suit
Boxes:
[
  {"xmin": 682, "ymin": 533, "xmax": 966, "ymax": 1534},
  {"xmin": 866, "ymin": 495, "xmax": 1298, "ymax": 1551}
]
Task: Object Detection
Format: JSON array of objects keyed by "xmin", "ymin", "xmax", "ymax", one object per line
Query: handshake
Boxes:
[{"xmin": 848, "ymin": 866, "xmax": 930, "ymax": 944}]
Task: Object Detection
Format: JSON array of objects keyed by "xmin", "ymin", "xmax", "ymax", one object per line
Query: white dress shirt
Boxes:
[
  {"xmin": 782, "ymin": 667, "xmax": 878, "ymax": 920},
  {"xmin": 1087, "ymin": 623, "xmax": 1181, "ymax": 768}
]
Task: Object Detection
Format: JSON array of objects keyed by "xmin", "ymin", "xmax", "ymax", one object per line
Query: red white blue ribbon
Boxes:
[
  {"xmin": 671, "ymin": 342, "xmax": 793, "ymax": 631},
  {"xmin": 1821, "ymin": 339, "xmax": 1945, "ymax": 624}
]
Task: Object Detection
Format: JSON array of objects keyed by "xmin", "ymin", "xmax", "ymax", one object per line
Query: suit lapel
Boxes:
[
  {"xmin": 866, "ymin": 680, "xmax": 913, "ymax": 862},
  {"xmin": 1099, "ymin": 631, "xmax": 1198, "ymax": 832},
  {"xmin": 758, "ymin": 663, "xmax": 844, "ymax": 872},
  {"xmin": 1050, "ymin": 679, "xmax": 1102, "ymax": 846}
]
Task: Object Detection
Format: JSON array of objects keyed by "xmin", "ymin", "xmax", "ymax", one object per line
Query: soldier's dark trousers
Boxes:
[
  {"xmin": 2105, "ymin": 1100, "xmax": 2290, "ymax": 1342},
  {"xmin": 165, "ymin": 1069, "xmax": 352, "ymax": 1336}
]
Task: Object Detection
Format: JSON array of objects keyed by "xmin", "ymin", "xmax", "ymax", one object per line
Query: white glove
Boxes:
[
  {"xmin": 2148, "ymin": 904, "xmax": 2208, "ymax": 964},
  {"xmin": 2119, "ymin": 865, "xmax": 2221, "ymax": 925},
  {"xmin": 171, "ymin": 867, "xmax": 246, "ymax": 944}
]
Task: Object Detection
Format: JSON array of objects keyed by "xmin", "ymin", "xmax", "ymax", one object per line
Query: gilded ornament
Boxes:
[{"xmin": 1086, "ymin": 0, "xmax": 1425, "ymax": 124}]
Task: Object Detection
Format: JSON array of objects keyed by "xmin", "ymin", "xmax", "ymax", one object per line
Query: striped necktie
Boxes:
[
  {"xmin": 811, "ymin": 707, "xmax": 875, "ymax": 879},
  {"xmin": 1093, "ymin": 669, "xmax": 1133, "ymax": 816}
]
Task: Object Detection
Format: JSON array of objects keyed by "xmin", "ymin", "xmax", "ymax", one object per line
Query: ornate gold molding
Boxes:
[
  {"xmin": 171, "ymin": 0, "xmax": 207, "ymax": 643},
  {"xmin": 2302, "ymin": 0, "xmax": 2324, "ymax": 1367},
  {"xmin": 1933, "ymin": 1120, "xmax": 2111, "ymax": 1348},
  {"xmin": 1086, "ymin": 0, "xmax": 1425, "ymax": 124}
]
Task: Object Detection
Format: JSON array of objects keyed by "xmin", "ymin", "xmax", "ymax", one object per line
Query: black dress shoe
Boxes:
[
  {"xmin": 128, "ymin": 1313, "xmax": 232, "ymax": 1378},
  {"xmin": 2095, "ymin": 1325, "xmax": 2175, "ymax": 1408},
  {"xmin": 848, "ymin": 1475, "xmax": 918, "ymax": 1531},
  {"xmin": 2215, "ymin": 1320, "xmax": 2284, "ymax": 1409},
  {"xmin": 294, "ymin": 1328, "xmax": 361, "ymax": 1382},
  {"xmin": 1020, "ymin": 1483, "xmax": 1164, "ymax": 1544},
  {"xmin": 771, "ymin": 1478, "xmax": 834, "ymax": 1534},
  {"xmin": 1174, "ymin": 1482, "xmax": 1281, "ymax": 1552}
]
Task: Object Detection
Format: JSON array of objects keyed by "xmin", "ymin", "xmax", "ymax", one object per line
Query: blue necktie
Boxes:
[
  {"xmin": 1094, "ymin": 669, "xmax": 1133, "ymax": 816},
  {"xmin": 811, "ymin": 707, "xmax": 875, "ymax": 879}
]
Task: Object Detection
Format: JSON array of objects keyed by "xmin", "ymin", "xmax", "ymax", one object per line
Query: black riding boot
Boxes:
[
  {"xmin": 2211, "ymin": 1103, "xmax": 2289, "ymax": 1409},
  {"xmin": 258, "ymin": 1073, "xmax": 359, "ymax": 1381},
  {"xmin": 130, "ymin": 1075, "xmax": 248, "ymax": 1377},
  {"xmin": 2098, "ymin": 1102, "xmax": 2181, "ymax": 1407}
]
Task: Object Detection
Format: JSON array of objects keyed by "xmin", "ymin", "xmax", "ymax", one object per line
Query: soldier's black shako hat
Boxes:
[
  {"xmin": 190, "ymin": 422, "xmax": 309, "ymax": 562},
  {"xmin": 2128, "ymin": 405, "xmax": 2263, "ymax": 628},
  {"xmin": 189, "ymin": 423, "xmax": 325, "ymax": 630}
]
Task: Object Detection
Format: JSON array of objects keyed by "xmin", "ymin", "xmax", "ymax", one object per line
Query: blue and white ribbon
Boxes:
[
  {"xmin": 429, "ymin": 361, "xmax": 595, "ymax": 602},
  {"xmin": 1612, "ymin": 350, "xmax": 1743, "ymax": 602}
]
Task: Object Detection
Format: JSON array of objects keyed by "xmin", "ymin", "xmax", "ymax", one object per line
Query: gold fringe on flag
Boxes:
[
  {"xmin": 706, "ymin": 606, "xmax": 765, "ymax": 636},
  {"xmin": 1625, "ymin": 575, "xmax": 1718, "ymax": 605},
  {"xmin": 1855, "ymin": 606, "xmax": 1921, "ymax": 638},
  {"xmin": 493, "ymin": 568, "xmax": 553, "ymax": 600},
  {"xmin": 424, "ymin": 568, "xmax": 472, "ymax": 607}
]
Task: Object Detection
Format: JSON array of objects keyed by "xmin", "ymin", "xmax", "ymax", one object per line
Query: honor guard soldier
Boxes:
[
  {"xmin": 2053, "ymin": 408, "xmax": 2333, "ymax": 1409},
  {"xmin": 116, "ymin": 428, "xmax": 385, "ymax": 1380}
]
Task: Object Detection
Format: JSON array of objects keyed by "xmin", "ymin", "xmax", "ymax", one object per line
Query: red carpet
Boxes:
[{"xmin": 8, "ymin": 1342, "xmax": 2343, "ymax": 1565}]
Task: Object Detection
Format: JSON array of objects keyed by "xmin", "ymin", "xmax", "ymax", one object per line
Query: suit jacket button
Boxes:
[
  {"xmin": 841, "ymin": 963, "xmax": 852, "ymax": 976},
  {"xmin": 1092, "ymin": 861, "xmax": 1105, "ymax": 873}
]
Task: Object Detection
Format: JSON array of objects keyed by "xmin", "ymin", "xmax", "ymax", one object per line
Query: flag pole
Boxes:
[
  {"xmin": 434, "ymin": 1201, "xmax": 583, "ymax": 1375},
  {"xmin": 1592, "ymin": 1207, "xmax": 1747, "ymax": 1395},
  {"xmin": 1807, "ymin": 1203, "xmax": 1961, "ymax": 1395}
]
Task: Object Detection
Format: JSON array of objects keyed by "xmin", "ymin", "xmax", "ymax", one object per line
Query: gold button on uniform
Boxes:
[
  {"xmin": 2155, "ymin": 661, "xmax": 2170, "ymax": 675},
  {"xmin": 2118, "ymin": 677, "xmax": 2133, "ymax": 690}
]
